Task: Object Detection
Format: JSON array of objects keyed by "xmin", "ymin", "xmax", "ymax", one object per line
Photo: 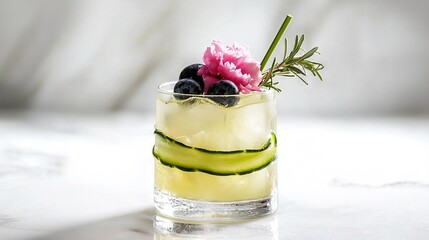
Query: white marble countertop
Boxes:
[{"xmin": 1, "ymin": 112, "xmax": 428, "ymax": 240}]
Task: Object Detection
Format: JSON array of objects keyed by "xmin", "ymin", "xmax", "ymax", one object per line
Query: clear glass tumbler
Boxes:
[{"xmin": 153, "ymin": 81, "xmax": 277, "ymax": 222}]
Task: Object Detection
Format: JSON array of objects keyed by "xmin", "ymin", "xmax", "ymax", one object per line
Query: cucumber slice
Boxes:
[{"xmin": 153, "ymin": 130, "xmax": 277, "ymax": 176}]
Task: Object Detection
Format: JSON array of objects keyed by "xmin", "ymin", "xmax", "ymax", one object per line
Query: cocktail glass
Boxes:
[{"xmin": 153, "ymin": 81, "xmax": 277, "ymax": 221}]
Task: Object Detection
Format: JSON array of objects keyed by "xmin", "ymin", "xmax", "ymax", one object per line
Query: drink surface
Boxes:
[{"xmin": 154, "ymin": 82, "xmax": 277, "ymax": 202}]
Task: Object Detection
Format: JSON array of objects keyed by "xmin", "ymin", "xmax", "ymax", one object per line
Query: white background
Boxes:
[{"xmin": 0, "ymin": 0, "xmax": 428, "ymax": 115}]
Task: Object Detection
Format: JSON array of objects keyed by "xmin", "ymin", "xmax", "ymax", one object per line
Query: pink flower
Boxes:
[{"xmin": 198, "ymin": 41, "xmax": 262, "ymax": 94}]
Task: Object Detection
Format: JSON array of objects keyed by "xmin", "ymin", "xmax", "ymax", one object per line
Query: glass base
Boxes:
[
  {"xmin": 153, "ymin": 214, "xmax": 279, "ymax": 239},
  {"xmin": 154, "ymin": 188, "xmax": 277, "ymax": 222}
]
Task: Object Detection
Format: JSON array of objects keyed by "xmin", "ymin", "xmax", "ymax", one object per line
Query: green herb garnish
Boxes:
[{"xmin": 259, "ymin": 15, "xmax": 324, "ymax": 92}]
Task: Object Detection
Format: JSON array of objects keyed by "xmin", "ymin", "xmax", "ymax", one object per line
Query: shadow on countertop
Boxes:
[{"xmin": 33, "ymin": 208, "xmax": 155, "ymax": 240}]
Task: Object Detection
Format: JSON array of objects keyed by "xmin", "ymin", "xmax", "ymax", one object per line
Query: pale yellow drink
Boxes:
[{"xmin": 153, "ymin": 81, "xmax": 277, "ymax": 220}]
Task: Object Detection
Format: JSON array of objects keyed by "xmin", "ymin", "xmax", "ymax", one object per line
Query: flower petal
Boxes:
[{"xmin": 200, "ymin": 41, "xmax": 262, "ymax": 94}]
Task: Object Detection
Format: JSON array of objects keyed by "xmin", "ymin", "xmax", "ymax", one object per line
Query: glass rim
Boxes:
[{"xmin": 158, "ymin": 81, "xmax": 276, "ymax": 98}]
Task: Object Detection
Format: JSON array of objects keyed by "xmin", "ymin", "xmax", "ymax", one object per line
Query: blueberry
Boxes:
[
  {"xmin": 173, "ymin": 79, "xmax": 202, "ymax": 100},
  {"xmin": 207, "ymin": 80, "xmax": 239, "ymax": 107},
  {"xmin": 179, "ymin": 64, "xmax": 204, "ymax": 90}
]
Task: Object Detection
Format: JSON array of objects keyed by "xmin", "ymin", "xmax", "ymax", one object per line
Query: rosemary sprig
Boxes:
[
  {"xmin": 260, "ymin": 15, "xmax": 293, "ymax": 70},
  {"xmin": 259, "ymin": 16, "xmax": 324, "ymax": 92}
]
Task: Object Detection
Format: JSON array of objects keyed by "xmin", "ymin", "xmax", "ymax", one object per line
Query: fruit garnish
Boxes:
[
  {"xmin": 173, "ymin": 14, "xmax": 323, "ymax": 104},
  {"xmin": 207, "ymin": 80, "xmax": 239, "ymax": 107},
  {"xmin": 173, "ymin": 79, "xmax": 203, "ymax": 100},
  {"xmin": 258, "ymin": 15, "xmax": 324, "ymax": 92},
  {"xmin": 179, "ymin": 64, "xmax": 205, "ymax": 90}
]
